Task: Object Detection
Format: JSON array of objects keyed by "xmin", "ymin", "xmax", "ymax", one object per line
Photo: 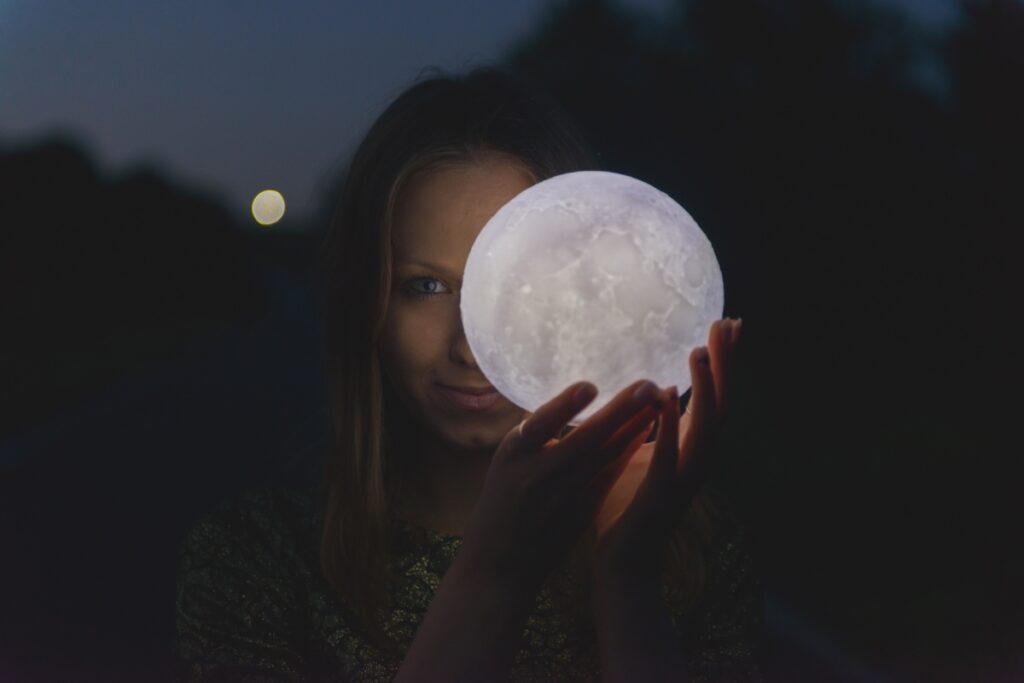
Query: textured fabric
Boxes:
[{"xmin": 175, "ymin": 485, "xmax": 764, "ymax": 682}]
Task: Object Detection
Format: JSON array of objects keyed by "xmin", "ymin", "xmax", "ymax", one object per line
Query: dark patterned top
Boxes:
[{"xmin": 175, "ymin": 485, "xmax": 764, "ymax": 682}]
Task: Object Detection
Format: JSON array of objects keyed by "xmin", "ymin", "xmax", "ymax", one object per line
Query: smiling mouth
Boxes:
[
  {"xmin": 437, "ymin": 384, "xmax": 497, "ymax": 396},
  {"xmin": 435, "ymin": 384, "xmax": 501, "ymax": 410}
]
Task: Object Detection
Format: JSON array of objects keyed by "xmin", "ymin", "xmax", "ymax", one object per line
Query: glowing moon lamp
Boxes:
[
  {"xmin": 461, "ymin": 170, "xmax": 724, "ymax": 425},
  {"xmin": 252, "ymin": 189, "xmax": 286, "ymax": 226}
]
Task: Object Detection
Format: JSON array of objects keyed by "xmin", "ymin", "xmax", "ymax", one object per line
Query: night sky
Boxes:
[{"xmin": 1, "ymin": 0, "xmax": 961, "ymax": 228}]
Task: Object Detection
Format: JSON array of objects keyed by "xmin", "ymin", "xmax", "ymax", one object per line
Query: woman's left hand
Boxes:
[{"xmin": 589, "ymin": 317, "xmax": 742, "ymax": 590}]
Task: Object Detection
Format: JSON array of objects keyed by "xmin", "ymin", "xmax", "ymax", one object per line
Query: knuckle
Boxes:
[{"xmin": 529, "ymin": 450, "xmax": 560, "ymax": 484}]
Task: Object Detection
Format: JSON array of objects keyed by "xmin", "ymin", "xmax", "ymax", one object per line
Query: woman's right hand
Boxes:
[{"xmin": 459, "ymin": 379, "xmax": 670, "ymax": 596}]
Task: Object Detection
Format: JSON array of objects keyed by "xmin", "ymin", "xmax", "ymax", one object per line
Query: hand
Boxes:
[
  {"xmin": 460, "ymin": 375, "xmax": 670, "ymax": 597},
  {"xmin": 589, "ymin": 317, "xmax": 743, "ymax": 589}
]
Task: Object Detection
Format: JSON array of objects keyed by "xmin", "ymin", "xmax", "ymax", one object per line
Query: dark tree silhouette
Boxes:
[{"xmin": 0, "ymin": 136, "xmax": 268, "ymax": 438}]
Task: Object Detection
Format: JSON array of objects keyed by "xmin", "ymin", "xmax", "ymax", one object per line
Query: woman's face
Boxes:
[{"xmin": 379, "ymin": 156, "xmax": 534, "ymax": 454}]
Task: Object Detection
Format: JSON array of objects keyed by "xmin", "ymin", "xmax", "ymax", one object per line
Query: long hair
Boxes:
[{"xmin": 312, "ymin": 64, "xmax": 719, "ymax": 658}]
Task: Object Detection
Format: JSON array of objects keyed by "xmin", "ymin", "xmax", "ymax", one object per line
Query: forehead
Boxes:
[{"xmin": 391, "ymin": 158, "xmax": 533, "ymax": 269}]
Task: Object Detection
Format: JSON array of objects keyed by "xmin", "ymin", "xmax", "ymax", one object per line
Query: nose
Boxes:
[{"xmin": 450, "ymin": 309, "xmax": 479, "ymax": 369}]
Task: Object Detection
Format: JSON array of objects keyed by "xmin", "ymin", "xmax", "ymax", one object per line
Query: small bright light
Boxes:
[
  {"xmin": 251, "ymin": 189, "xmax": 286, "ymax": 226},
  {"xmin": 461, "ymin": 171, "xmax": 725, "ymax": 425}
]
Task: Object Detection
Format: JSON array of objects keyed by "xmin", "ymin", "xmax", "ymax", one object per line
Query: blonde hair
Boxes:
[{"xmin": 313, "ymin": 65, "xmax": 718, "ymax": 657}]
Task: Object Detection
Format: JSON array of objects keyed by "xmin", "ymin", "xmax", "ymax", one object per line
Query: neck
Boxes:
[{"xmin": 392, "ymin": 432, "xmax": 494, "ymax": 537}]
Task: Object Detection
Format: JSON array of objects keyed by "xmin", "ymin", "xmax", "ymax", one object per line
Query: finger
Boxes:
[
  {"xmin": 546, "ymin": 379, "xmax": 665, "ymax": 474},
  {"xmin": 708, "ymin": 319, "xmax": 731, "ymax": 422},
  {"xmin": 625, "ymin": 385, "xmax": 682, "ymax": 525},
  {"xmin": 599, "ymin": 392, "xmax": 667, "ymax": 456},
  {"xmin": 650, "ymin": 385, "xmax": 681, "ymax": 487},
  {"xmin": 676, "ymin": 347, "xmax": 716, "ymax": 484},
  {"xmin": 721, "ymin": 318, "xmax": 742, "ymax": 421},
  {"xmin": 514, "ymin": 381, "xmax": 599, "ymax": 453},
  {"xmin": 588, "ymin": 396, "xmax": 664, "ymax": 475},
  {"xmin": 577, "ymin": 386, "xmax": 668, "ymax": 500},
  {"xmin": 580, "ymin": 412, "xmax": 658, "ymax": 516}
]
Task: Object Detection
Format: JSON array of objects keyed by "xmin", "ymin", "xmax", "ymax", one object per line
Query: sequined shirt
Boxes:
[{"xmin": 174, "ymin": 486, "xmax": 764, "ymax": 681}]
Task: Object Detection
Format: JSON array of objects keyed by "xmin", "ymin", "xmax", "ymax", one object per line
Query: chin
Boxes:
[{"xmin": 434, "ymin": 414, "xmax": 516, "ymax": 451}]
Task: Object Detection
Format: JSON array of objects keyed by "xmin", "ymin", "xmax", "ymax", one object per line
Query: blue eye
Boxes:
[{"xmin": 404, "ymin": 276, "xmax": 449, "ymax": 298}]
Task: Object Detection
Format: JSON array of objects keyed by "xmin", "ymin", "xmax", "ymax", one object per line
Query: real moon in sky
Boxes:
[
  {"xmin": 251, "ymin": 189, "xmax": 286, "ymax": 226},
  {"xmin": 460, "ymin": 170, "xmax": 725, "ymax": 425}
]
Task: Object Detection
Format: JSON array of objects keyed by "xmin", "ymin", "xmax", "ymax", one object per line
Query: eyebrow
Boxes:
[{"xmin": 394, "ymin": 260, "xmax": 463, "ymax": 282}]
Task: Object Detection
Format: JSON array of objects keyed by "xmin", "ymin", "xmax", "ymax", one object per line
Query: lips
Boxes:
[
  {"xmin": 436, "ymin": 384, "xmax": 501, "ymax": 411},
  {"xmin": 438, "ymin": 384, "xmax": 496, "ymax": 396}
]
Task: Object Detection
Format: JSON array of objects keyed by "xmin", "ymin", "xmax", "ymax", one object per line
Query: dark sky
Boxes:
[{"xmin": 0, "ymin": 0, "xmax": 962, "ymax": 229}]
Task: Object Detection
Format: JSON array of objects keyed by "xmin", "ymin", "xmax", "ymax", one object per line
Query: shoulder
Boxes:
[
  {"xmin": 174, "ymin": 486, "xmax": 320, "ymax": 679},
  {"xmin": 661, "ymin": 486, "xmax": 761, "ymax": 621},
  {"xmin": 702, "ymin": 488, "xmax": 759, "ymax": 602},
  {"xmin": 180, "ymin": 485, "xmax": 316, "ymax": 546},
  {"xmin": 176, "ymin": 485, "xmax": 319, "ymax": 591},
  {"xmin": 681, "ymin": 486, "xmax": 762, "ymax": 625},
  {"xmin": 676, "ymin": 486, "xmax": 766, "ymax": 681}
]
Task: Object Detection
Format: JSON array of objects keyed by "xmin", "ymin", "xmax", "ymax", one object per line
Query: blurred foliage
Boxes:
[{"xmin": 0, "ymin": 137, "xmax": 270, "ymax": 437}]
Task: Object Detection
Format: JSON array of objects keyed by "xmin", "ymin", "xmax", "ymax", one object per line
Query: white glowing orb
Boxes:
[
  {"xmin": 251, "ymin": 189, "xmax": 286, "ymax": 226},
  {"xmin": 461, "ymin": 171, "xmax": 724, "ymax": 425}
]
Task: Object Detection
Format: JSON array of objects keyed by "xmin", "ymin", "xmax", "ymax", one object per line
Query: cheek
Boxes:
[{"xmin": 382, "ymin": 305, "xmax": 448, "ymax": 377}]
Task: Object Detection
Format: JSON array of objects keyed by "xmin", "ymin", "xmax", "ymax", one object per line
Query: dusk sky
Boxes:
[{"xmin": 1, "ymin": 0, "xmax": 963, "ymax": 229}]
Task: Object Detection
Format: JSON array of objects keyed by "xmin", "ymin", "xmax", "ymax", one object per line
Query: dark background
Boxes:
[{"xmin": 1, "ymin": 0, "xmax": 1021, "ymax": 681}]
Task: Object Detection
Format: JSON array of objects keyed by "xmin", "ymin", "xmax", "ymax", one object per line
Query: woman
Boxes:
[{"xmin": 175, "ymin": 65, "xmax": 763, "ymax": 682}]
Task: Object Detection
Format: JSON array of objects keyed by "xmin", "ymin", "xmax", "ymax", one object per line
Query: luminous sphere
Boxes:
[
  {"xmin": 461, "ymin": 170, "xmax": 724, "ymax": 426},
  {"xmin": 251, "ymin": 189, "xmax": 286, "ymax": 226}
]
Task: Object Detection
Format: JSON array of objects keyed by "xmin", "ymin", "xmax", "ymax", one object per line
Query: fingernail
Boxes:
[
  {"xmin": 632, "ymin": 381, "xmax": 657, "ymax": 404},
  {"xmin": 657, "ymin": 386, "xmax": 678, "ymax": 407},
  {"xmin": 574, "ymin": 382, "xmax": 597, "ymax": 403},
  {"xmin": 696, "ymin": 347, "xmax": 709, "ymax": 364}
]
